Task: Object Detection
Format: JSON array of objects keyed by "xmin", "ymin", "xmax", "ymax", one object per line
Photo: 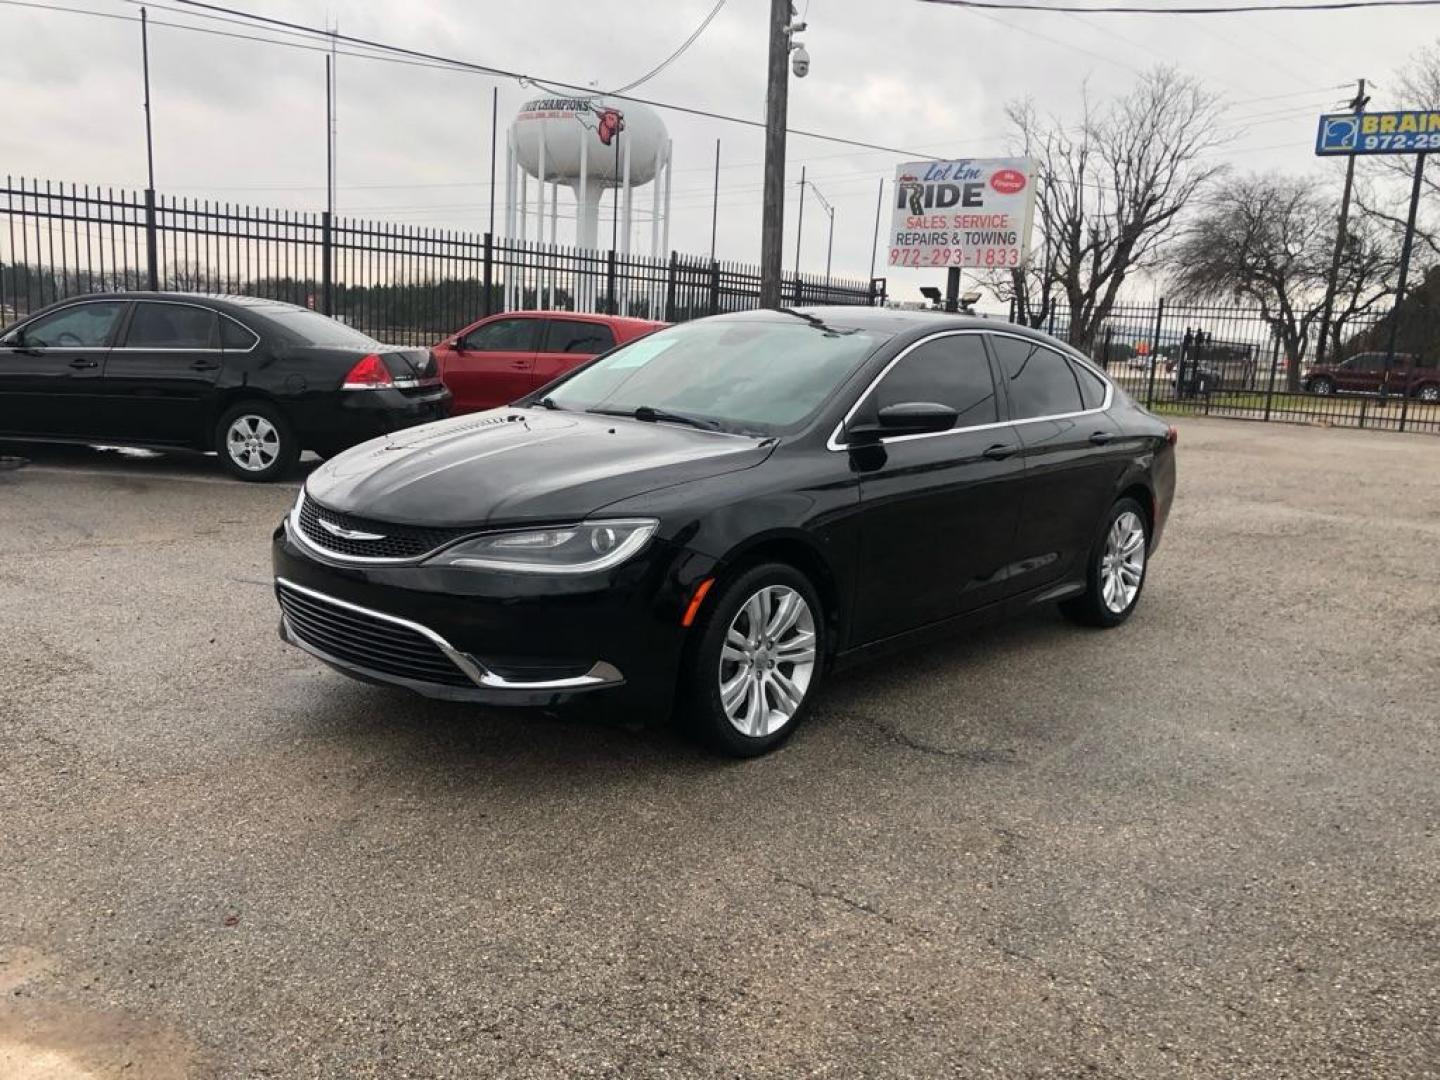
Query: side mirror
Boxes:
[{"xmin": 846, "ymin": 401, "xmax": 957, "ymax": 444}]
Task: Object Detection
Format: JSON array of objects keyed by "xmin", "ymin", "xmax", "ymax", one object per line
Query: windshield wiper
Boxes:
[
  {"xmin": 534, "ymin": 396, "xmax": 564, "ymax": 410},
  {"xmin": 589, "ymin": 405, "xmax": 720, "ymax": 431}
]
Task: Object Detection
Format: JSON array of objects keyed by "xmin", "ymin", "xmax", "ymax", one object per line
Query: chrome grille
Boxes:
[
  {"xmin": 276, "ymin": 581, "xmax": 475, "ymax": 687},
  {"xmin": 297, "ymin": 496, "xmax": 475, "ymax": 561}
]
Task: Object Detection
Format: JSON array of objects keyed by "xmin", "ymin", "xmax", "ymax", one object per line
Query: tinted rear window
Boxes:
[
  {"xmin": 262, "ymin": 309, "xmax": 382, "ymax": 350},
  {"xmin": 545, "ymin": 319, "xmax": 615, "ymax": 355}
]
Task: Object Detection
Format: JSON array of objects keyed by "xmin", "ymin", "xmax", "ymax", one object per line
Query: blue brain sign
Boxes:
[{"xmin": 1316, "ymin": 111, "xmax": 1440, "ymax": 155}]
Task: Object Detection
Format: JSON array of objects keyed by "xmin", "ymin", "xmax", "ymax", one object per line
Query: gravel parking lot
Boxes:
[{"xmin": 2, "ymin": 419, "xmax": 1437, "ymax": 1079}]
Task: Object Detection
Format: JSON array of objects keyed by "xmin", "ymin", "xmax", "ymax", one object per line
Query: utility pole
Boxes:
[
  {"xmin": 141, "ymin": 7, "xmax": 155, "ymax": 192},
  {"xmin": 794, "ymin": 164, "xmax": 806, "ymax": 281},
  {"xmin": 710, "ymin": 138, "xmax": 721, "ymax": 262},
  {"xmin": 759, "ymin": 0, "xmax": 793, "ymax": 308},
  {"xmin": 325, "ymin": 54, "xmax": 334, "ymax": 218},
  {"xmin": 1316, "ymin": 77, "xmax": 1369, "ymax": 365}
]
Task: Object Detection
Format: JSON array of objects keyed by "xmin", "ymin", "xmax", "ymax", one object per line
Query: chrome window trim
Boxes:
[
  {"xmin": 275, "ymin": 576, "xmax": 623, "ymax": 691},
  {"xmin": 826, "ymin": 328, "xmax": 1113, "ymax": 452},
  {"xmin": 117, "ymin": 299, "xmax": 261, "ymax": 354}
]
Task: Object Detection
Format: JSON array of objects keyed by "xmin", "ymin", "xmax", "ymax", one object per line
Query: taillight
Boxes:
[
  {"xmin": 342, "ymin": 354, "xmax": 393, "ymax": 390},
  {"xmin": 1166, "ymin": 425, "xmax": 1179, "ymax": 446}
]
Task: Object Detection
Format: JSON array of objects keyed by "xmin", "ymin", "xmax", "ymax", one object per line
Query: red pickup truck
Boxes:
[{"xmin": 434, "ymin": 311, "xmax": 665, "ymax": 414}]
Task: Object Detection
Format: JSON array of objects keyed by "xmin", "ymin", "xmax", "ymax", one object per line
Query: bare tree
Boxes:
[
  {"xmin": 1169, "ymin": 174, "xmax": 1397, "ymax": 388},
  {"xmin": 1355, "ymin": 41, "xmax": 1440, "ymax": 267},
  {"xmin": 987, "ymin": 68, "xmax": 1227, "ymax": 351}
]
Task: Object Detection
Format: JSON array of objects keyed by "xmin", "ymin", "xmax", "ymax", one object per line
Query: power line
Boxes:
[
  {"xmin": 608, "ymin": 0, "xmax": 729, "ymax": 94},
  {"xmin": 917, "ymin": 0, "xmax": 1440, "ymax": 11},
  {"xmin": 164, "ymin": 0, "xmax": 957, "ymax": 161}
]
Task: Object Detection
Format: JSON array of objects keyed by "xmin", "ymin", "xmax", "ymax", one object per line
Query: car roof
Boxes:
[
  {"xmin": 490, "ymin": 310, "xmax": 665, "ymax": 329},
  {"xmin": 44, "ymin": 291, "xmax": 309, "ymax": 315},
  {"xmin": 702, "ymin": 305, "xmax": 1066, "ymax": 342}
]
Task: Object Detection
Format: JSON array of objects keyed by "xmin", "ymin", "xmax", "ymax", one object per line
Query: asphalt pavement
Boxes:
[{"xmin": 2, "ymin": 420, "xmax": 1437, "ymax": 1078}]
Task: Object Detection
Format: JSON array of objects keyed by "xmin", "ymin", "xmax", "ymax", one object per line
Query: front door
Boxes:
[
  {"xmin": 848, "ymin": 331, "xmax": 1023, "ymax": 645},
  {"xmin": 439, "ymin": 316, "xmax": 540, "ymax": 413},
  {"xmin": 98, "ymin": 300, "xmax": 223, "ymax": 444},
  {"xmin": 533, "ymin": 318, "xmax": 616, "ymax": 392},
  {"xmin": 0, "ymin": 300, "xmax": 127, "ymax": 439},
  {"xmin": 990, "ymin": 332, "xmax": 1128, "ymax": 591}
]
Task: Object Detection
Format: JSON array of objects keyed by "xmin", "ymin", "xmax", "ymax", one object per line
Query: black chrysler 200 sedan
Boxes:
[
  {"xmin": 0, "ymin": 293, "xmax": 450, "ymax": 481},
  {"xmin": 273, "ymin": 308, "xmax": 1176, "ymax": 756}
]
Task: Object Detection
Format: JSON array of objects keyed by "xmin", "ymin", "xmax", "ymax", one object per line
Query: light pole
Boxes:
[{"xmin": 759, "ymin": 0, "xmax": 807, "ymax": 308}]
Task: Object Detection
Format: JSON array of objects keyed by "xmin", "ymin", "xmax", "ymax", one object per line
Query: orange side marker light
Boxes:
[{"xmin": 681, "ymin": 577, "xmax": 715, "ymax": 627}]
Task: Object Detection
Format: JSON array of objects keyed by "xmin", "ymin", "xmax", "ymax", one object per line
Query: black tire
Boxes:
[
  {"xmin": 1061, "ymin": 497, "xmax": 1150, "ymax": 629},
  {"xmin": 1310, "ymin": 376, "xmax": 1334, "ymax": 396},
  {"xmin": 679, "ymin": 562, "xmax": 826, "ymax": 758},
  {"xmin": 1415, "ymin": 383, "xmax": 1440, "ymax": 404},
  {"xmin": 214, "ymin": 400, "xmax": 299, "ymax": 482}
]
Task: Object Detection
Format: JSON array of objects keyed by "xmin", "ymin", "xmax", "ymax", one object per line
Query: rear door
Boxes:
[
  {"xmin": 98, "ymin": 300, "xmax": 222, "ymax": 444},
  {"xmin": 848, "ymin": 331, "xmax": 1023, "ymax": 644},
  {"xmin": 533, "ymin": 318, "xmax": 616, "ymax": 392},
  {"xmin": 990, "ymin": 332, "xmax": 1124, "ymax": 593},
  {"xmin": 440, "ymin": 316, "xmax": 539, "ymax": 413},
  {"xmin": 0, "ymin": 299, "xmax": 127, "ymax": 438}
]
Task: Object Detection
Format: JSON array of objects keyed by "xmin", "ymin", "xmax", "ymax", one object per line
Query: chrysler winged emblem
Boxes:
[{"xmin": 317, "ymin": 517, "xmax": 385, "ymax": 542}]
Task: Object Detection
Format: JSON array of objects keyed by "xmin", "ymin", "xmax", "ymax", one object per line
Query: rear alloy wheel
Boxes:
[
  {"xmin": 1310, "ymin": 377, "xmax": 1334, "ymax": 396},
  {"xmin": 682, "ymin": 563, "xmax": 824, "ymax": 757},
  {"xmin": 1062, "ymin": 497, "xmax": 1150, "ymax": 628},
  {"xmin": 215, "ymin": 401, "xmax": 299, "ymax": 482},
  {"xmin": 1417, "ymin": 383, "xmax": 1440, "ymax": 403}
]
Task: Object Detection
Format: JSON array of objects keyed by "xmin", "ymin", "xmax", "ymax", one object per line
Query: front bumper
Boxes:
[{"xmin": 272, "ymin": 515, "xmax": 710, "ymax": 712}]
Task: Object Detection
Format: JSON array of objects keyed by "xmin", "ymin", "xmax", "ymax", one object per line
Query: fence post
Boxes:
[
  {"xmin": 1102, "ymin": 326, "xmax": 1113, "ymax": 371},
  {"xmin": 1145, "ymin": 298, "xmax": 1165, "ymax": 409},
  {"xmin": 606, "ymin": 249, "xmax": 617, "ymax": 315},
  {"xmin": 665, "ymin": 251, "xmax": 678, "ymax": 322},
  {"xmin": 320, "ymin": 210, "xmax": 333, "ymax": 316},
  {"xmin": 144, "ymin": 188, "xmax": 159, "ymax": 291},
  {"xmin": 709, "ymin": 260, "xmax": 720, "ymax": 316},
  {"xmin": 1262, "ymin": 334, "xmax": 1280, "ymax": 422},
  {"xmin": 1008, "ymin": 296, "xmax": 1016, "ymax": 323},
  {"xmin": 482, "ymin": 232, "xmax": 493, "ymax": 317}
]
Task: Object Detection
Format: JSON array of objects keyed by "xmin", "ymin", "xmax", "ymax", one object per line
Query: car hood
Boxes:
[{"xmin": 305, "ymin": 408, "xmax": 775, "ymax": 526}]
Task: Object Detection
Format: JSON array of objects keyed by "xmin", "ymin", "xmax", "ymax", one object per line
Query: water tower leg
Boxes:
[
  {"xmin": 504, "ymin": 134, "xmax": 516, "ymax": 310},
  {"xmin": 537, "ymin": 135, "xmax": 546, "ymax": 308},
  {"xmin": 621, "ymin": 139, "xmax": 633, "ymax": 316},
  {"xmin": 578, "ymin": 138, "xmax": 591, "ymax": 312},
  {"xmin": 662, "ymin": 141, "xmax": 673, "ymax": 282}
]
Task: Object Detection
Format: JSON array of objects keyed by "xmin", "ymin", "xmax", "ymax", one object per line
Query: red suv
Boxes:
[
  {"xmin": 1303, "ymin": 352, "xmax": 1440, "ymax": 401},
  {"xmin": 434, "ymin": 311, "xmax": 665, "ymax": 414}
]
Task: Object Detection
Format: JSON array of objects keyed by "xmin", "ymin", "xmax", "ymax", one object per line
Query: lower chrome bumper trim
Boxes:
[{"xmin": 275, "ymin": 576, "xmax": 624, "ymax": 694}]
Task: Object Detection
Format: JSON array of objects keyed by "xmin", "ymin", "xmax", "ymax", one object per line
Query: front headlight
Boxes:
[{"xmin": 426, "ymin": 519, "xmax": 659, "ymax": 574}]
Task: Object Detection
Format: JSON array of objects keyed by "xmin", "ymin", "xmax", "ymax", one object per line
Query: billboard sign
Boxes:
[
  {"xmin": 889, "ymin": 157, "xmax": 1036, "ymax": 270},
  {"xmin": 1315, "ymin": 111, "xmax": 1440, "ymax": 156}
]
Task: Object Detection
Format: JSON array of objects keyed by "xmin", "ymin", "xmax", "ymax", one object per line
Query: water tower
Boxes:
[{"xmin": 505, "ymin": 95, "xmax": 673, "ymax": 310}]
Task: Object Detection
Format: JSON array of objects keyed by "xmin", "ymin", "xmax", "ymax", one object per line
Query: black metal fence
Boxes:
[
  {"xmin": 1026, "ymin": 300, "xmax": 1440, "ymax": 436},
  {"xmin": 0, "ymin": 177, "xmax": 885, "ymax": 344}
]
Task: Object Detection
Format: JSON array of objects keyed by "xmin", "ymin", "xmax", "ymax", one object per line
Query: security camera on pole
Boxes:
[{"xmin": 760, "ymin": 1, "xmax": 809, "ymax": 309}]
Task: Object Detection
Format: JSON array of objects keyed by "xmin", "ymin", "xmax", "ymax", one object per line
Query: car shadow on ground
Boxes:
[
  {"xmin": 278, "ymin": 604, "xmax": 1082, "ymax": 780},
  {"xmin": 0, "ymin": 439, "xmax": 322, "ymax": 483}
]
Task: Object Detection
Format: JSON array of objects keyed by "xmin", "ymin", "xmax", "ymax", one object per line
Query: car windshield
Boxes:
[
  {"xmin": 546, "ymin": 316, "xmax": 888, "ymax": 435},
  {"xmin": 263, "ymin": 308, "xmax": 384, "ymax": 350}
]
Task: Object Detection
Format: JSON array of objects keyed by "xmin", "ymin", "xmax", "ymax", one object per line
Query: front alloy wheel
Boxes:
[
  {"xmin": 718, "ymin": 584, "xmax": 818, "ymax": 739},
  {"xmin": 683, "ymin": 563, "xmax": 825, "ymax": 756},
  {"xmin": 1417, "ymin": 384, "xmax": 1440, "ymax": 403}
]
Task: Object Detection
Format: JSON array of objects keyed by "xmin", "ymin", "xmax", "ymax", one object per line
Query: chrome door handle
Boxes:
[{"xmin": 68, "ymin": 357, "xmax": 98, "ymax": 369}]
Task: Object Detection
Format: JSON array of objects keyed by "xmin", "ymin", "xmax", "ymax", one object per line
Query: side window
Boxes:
[
  {"xmin": 545, "ymin": 320, "xmax": 615, "ymax": 355},
  {"xmin": 219, "ymin": 317, "xmax": 259, "ymax": 351},
  {"xmin": 991, "ymin": 336, "xmax": 1085, "ymax": 420},
  {"xmin": 871, "ymin": 334, "xmax": 997, "ymax": 429},
  {"xmin": 1069, "ymin": 358, "xmax": 1108, "ymax": 410},
  {"xmin": 15, "ymin": 302, "xmax": 126, "ymax": 348},
  {"xmin": 124, "ymin": 303, "xmax": 217, "ymax": 349},
  {"xmin": 461, "ymin": 318, "xmax": 540, "ymax": 353}
]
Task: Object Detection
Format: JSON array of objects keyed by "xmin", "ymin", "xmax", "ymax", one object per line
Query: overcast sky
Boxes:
[{"xmin": 1, "ymin": 0, "xmax": 1437, "ymax": 304}]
